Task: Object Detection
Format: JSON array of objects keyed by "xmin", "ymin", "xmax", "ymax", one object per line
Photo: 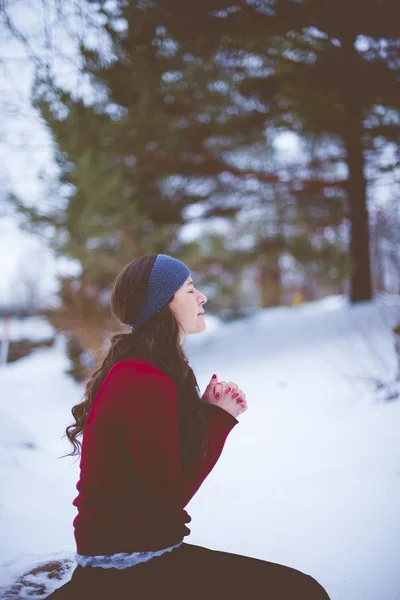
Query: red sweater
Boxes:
[{"xmin": 72, "ymin": 358, "xmax": 238, "ymax": 556}]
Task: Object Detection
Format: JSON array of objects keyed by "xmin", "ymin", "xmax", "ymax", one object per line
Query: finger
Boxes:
[
  {"xmin": 206, "ymin": 374, "xmax": 219, "ymax": 390},
  {"xmin": 214, "ymin": 382, "xmax": 226, "ymax": 397},
  {"xmin": 219, "ymin": 382, "xmax": 232, "ymax": 397},
  {"xmin": 221, "ymin": 383, "xmax": 231, "ymax": 396},
  {"xmin": 226, "ymin": 382, "xmax": 238, "ymax": 394}
]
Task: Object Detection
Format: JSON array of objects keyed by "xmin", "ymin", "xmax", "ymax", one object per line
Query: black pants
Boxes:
[{"xmin": 46, "ymin": 543, "xmax": 331, "ymax": 599}]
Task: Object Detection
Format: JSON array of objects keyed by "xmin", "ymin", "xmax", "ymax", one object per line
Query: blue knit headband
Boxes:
[{"xmin": 129, "ymin": 254, "xmax": 191, "ymax": 332}]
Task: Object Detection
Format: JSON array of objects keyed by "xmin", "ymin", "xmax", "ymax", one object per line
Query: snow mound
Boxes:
[{"xmin": 0, "ymin": 552, "xmax": 75, "ymax": 599}]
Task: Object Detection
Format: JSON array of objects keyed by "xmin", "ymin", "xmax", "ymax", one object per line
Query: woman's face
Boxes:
[{"xmin": 170, "ymin": 276, "xmax": 207, "ymax": 336}]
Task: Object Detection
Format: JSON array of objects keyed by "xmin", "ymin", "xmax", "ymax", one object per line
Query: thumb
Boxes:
[
  {"xmin": 207, "ymin": 373, "xmax": 218, "ymax": 387},
  {"xmin": 202, "ymin": 375, "xmax": 218, "ymax": 401}
]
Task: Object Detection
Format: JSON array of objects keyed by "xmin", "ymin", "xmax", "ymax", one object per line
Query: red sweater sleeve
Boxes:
[
  {"xmin": 110, "ymin": 360, "xmax": 238, "ymax": 510},
  {"xmin": 181, "ymin": 403, "xmax": 238, "ymax": 506}
]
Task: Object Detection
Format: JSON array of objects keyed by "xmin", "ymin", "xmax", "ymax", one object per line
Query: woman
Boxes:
[{"xmin": 48, "ymin": 254, "xmax": 330, "ymax": 599}]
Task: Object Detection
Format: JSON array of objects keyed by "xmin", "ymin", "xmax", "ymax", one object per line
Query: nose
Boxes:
[{"xmin": 198, "ymin": 291, "xmax": 207, "ymax": 307}]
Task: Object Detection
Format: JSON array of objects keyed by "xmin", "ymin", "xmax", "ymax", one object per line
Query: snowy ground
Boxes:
[
  {"xmin": 1, "ymin": 295, "xmax": 399, "ymax": 599},
  {"xmin": 0, "ymin": 316, "xmax": 54, "ymax": 343}
]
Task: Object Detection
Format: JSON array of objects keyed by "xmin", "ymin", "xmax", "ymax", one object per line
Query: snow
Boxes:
[
  {"xmin": 0, "ymin": 315, "xmax": 55, "ymax": 342},
  {"xmin": 1, "ymin": 295, "xmax": 400, "ymax": 599}
]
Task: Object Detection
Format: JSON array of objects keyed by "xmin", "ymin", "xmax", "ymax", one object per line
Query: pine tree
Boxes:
[{"xmin": 164, "ymin": 0, "xmax": 400, "ymax": 302}]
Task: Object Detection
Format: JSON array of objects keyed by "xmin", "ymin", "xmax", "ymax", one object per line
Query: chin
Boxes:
[
  {"xmin": 196, "ymin": 320, "xmax": 206, "ymax": 333},
  {"xmin": 189, "ymin": 320, "xmax": 206, "ymax": 335},
  {"xmin": 185, "ymin": 321, "xmax": 206, "ymax": 336}
]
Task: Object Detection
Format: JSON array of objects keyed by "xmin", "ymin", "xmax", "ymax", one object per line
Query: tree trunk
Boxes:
[
  {"xmin": 257, "ymin": 263, "xmax": 282, "ymax": 308},
  {"xmin": 342, "ymin": 35, "xmax": 373, "ymax": 303}
]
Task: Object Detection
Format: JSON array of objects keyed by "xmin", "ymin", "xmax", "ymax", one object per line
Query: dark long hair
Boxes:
[{"xmin": 64, "ymin": 254, "xmax": 208, "ymax": 472}]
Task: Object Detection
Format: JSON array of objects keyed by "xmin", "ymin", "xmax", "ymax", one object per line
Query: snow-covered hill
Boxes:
[{"xmin": 1, "ymin": 295, "xmax": 399, "ymax": 600}]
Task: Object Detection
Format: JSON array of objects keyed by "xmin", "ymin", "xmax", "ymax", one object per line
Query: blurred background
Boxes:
[
  {"xmin": 0, "ymin": 1, "xmax": 399, "ymax": 599},
  {"xmin": 1, "ymin": 0, "xmax": 399, "ymax": 374}
]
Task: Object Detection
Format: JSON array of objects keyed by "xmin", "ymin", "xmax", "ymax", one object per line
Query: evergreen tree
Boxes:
[{"xmin": 164, "ymin": 0, "xmax": 400, "ymax": 302}]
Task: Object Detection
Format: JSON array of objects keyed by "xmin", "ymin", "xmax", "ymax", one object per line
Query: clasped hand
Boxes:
[{"xmin": 201, "ymin": 374, "xmax": 248, "ymax": 419}]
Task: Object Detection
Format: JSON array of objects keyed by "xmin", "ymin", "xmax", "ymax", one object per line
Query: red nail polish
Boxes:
[
  {"xmin": 226, "ymin": 387, "xmax": 231, "ymax": 392},
  {"xmin": 233, "ymin": 393, "xmax": 238, "ymax": 398},
  {"xmin": 212, "ymin": 374, "xmax": 217, "ymax": 379},
  {"xmin": 216, "ymin": 392, "xmax": 220, "ymax": 398}
]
